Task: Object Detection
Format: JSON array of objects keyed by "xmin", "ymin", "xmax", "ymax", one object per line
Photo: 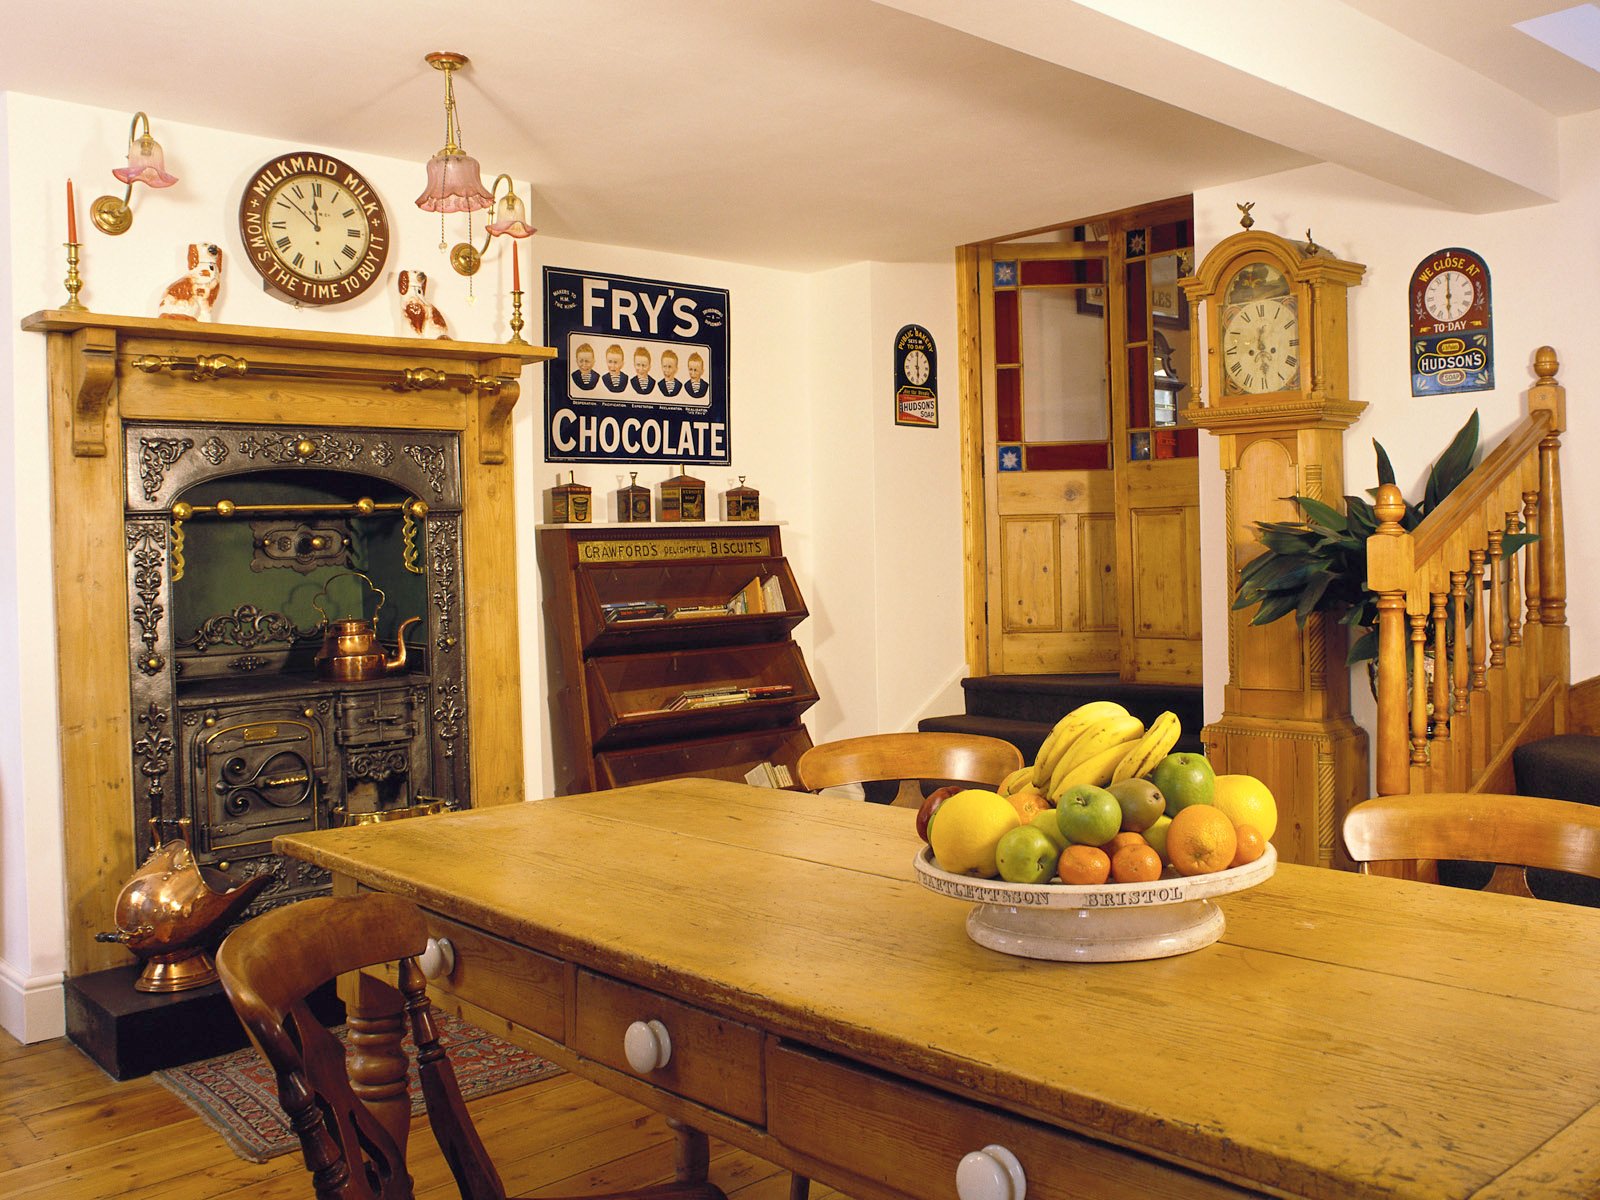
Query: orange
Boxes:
[
  {"xmin": 1211, "ymin": 774, "xmax": 1278, "ymax": 841},
  {"xmin": 1103, "ymin": 831, "xmax": 1147, "ymax": 856},
  {"xmin": 1166, "ymin": 804, "xmax": 1238, "ymax": 877},
  {"xmin": 1230, "ymin": 823, "xmax": 1267, "ymax": 868},
  {"xmin": 1004, "ymin": 786, "xmax": 1052, "ymax": 826},
  {"xmin": 1056, "ymin": 844, "xmax": 1111, "ymax": 886},
  {"xmin": 1111, "ymin": 842, "xmax": 1163, "ymax": 883}
]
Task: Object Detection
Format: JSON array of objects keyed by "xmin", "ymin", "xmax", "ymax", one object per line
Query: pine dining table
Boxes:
[{"xmin": 275, "ymin": 777, "xmax": 1600, "ymax": 1200}]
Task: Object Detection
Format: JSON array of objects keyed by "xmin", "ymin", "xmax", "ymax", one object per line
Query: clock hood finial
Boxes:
[{"xmin": 1237, "ymin": 201, "xmax": 1255, "ymax": 230}]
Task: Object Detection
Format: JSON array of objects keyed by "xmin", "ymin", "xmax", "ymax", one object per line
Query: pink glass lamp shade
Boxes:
[
  {"xmin": 416, "ymin": 148, "xmax": 493, "ymax": 213},
  {"xmin": 92, "ymin": 111, "xmax": 177, "ymax": 235},
  {"xmin": 487, "ymin": 189, "xmax": 536, "ymax": 238},
  {"xmin": 113, "ymin": 131, "xmax": 178, "ymax": 189}
]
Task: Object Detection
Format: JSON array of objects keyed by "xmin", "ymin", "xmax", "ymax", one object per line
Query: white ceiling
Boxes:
[{"xmin": 2, "ymin": 0, "xmax": 1596, "ymax": 270}]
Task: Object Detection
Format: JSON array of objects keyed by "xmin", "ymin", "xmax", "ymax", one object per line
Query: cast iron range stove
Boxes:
[{"xmin": 70, "ymin": 419, "xmax": 472, "ymax": 1076}]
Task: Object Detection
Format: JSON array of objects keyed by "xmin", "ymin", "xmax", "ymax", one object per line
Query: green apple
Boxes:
[
  {"xmin": 1107, "ymin": 778, "xmax": 1165, "ymax": 833},
  {"xmin": 1142, "ymin": 814, "xmax": 1173, "ymax": 863},
  {"xmin": 1029, "ymin": 808, "xmax": 1070, "ymax": 852},
  {"xmin": 1055, "ymin": 784, "xmax": 1123, "ymax": 847},
  {"xmin": 1150, "ymin": 752, "xmax": 1216, "ymax": 817},
  {"xmin": 995, "ymin": 824, "xmax": 1060, "ymax": 884}
]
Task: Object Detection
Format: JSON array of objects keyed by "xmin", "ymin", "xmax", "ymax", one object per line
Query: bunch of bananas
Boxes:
[{"xmin": 1031, "ymin": 703, "xmax": 1182, "ymax": 799}]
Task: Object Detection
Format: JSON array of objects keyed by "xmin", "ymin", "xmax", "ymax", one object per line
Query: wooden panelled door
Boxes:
[{"xmin": 971, "ymin": 199, "xmax": 1201, "ymax": 683}]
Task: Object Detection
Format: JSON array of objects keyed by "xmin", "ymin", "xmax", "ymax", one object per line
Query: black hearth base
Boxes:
[{"xmin": 65, "ymin": 964, "xmax": 343, "ymax": 1080}]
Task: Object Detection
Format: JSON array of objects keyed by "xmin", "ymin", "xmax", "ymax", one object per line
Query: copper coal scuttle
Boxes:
[{"xmin": 96, "ymin": 819, "xmax": 271, "ymax": 992}]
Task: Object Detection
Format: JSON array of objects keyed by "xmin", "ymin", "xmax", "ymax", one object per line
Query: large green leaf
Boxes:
[
  {"xmin": 1292, "ymin": 494, "xmax": 1350, "ymax": 532},
  {"xmin": 1423, "ymin": 410, "xmax": 1480, "ymax": 513},
  {"xmin": 1373, "ymin": 439, "xmax": 1397, "ymax": 487}
]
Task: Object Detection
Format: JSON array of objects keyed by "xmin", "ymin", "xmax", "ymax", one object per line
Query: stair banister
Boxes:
[{"xmin": 1366, "ymin": 346, "xmax": 1568, "ymax": 797}]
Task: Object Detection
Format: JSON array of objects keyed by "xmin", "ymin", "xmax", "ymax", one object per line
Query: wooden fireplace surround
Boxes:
[{"xmin": 22, "ymin": 309, "xmax": 552, "ymax": 976}]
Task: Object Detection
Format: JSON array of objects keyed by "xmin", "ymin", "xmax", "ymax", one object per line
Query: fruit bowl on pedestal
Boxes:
[{"xmin": 913, "ymin": 843, "xmax": 1277, "ymax": 963}]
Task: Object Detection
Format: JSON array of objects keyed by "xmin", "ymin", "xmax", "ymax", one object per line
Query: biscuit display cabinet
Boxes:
[{"xmin": 537, "ymin": 524, "xmax": 816, "ymax": 792}]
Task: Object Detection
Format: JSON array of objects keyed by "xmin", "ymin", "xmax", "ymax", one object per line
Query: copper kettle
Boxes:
[{"xmin": 311, "ymin": 571, "xmax": 422, "ymax": 682}]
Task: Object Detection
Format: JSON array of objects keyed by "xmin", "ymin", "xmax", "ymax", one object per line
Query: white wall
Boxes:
[
  {"xmin": 0, "ymin": 93, "xmax": 968, "ymax": 1040},
  {"xmin": 1194, "ymin": 113, "xmax": 1600, "ymax": 738}
]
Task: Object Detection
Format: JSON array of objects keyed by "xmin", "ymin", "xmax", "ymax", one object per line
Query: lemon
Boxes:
[
  {"xmin": 1212, "ymin": 774, "xmax": 1278, "ymax": 841},
  {"xmin": 928, "ymin": 789, "xmax": 1020, "ymax": 877}
]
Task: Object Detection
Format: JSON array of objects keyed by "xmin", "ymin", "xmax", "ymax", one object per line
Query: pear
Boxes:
[{"xmin": 1107, "ymin": 778, "xmax": 1165, "ymax": 834}]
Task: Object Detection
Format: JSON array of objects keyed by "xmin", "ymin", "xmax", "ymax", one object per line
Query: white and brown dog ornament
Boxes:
[
  {"xmin": 158, "ymin": 243, "xmax": 223, "ymax": 321},
  {"xmin": 394, "ymin": 268, "xmax": 451, "ymax": 339}
]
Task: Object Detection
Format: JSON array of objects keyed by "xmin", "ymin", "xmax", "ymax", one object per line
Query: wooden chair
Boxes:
[
  {"xmin": 1342, "ymin": 792, "xmax": 1600, "ymax": 898},
  {"xmin": 216, "ymin": 892, "xmax": 726, "ymax": 1200},
  {"xmin": 795, "ymin": 731, "xmax": 1024, "ymax": 807}
]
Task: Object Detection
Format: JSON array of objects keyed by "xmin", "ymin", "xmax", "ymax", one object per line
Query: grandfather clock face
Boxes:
[{"xmin": 1220, "ymin": 263, "xmax": 1301, "ymax": 396}]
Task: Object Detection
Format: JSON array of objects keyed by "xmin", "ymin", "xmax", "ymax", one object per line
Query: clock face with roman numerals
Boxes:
[
  {"xmin": 238, "ymin": 153, "xmax": 389, "ymax": 306},
  {"xmin": 1221, "ymin": 296, "xmax": 1301, "ymax": 395}
]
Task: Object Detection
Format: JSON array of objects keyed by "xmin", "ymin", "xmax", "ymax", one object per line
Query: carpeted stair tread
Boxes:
[
  {"xmin": 1435, "ymin": 733, "xmax": 1600, "ymax": 908},
  {"xmin": 959, "ymin": 674, "xmax": 1203, "ymax": 731},
  {"xmin": 1512, "ymin": 734, "xmax": 1600, "ymax": 807}
]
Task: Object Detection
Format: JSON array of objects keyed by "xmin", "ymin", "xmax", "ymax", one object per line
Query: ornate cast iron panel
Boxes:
[{"xmin": 124, "ymin": 421, "xmax": 469, "ymax": 912}]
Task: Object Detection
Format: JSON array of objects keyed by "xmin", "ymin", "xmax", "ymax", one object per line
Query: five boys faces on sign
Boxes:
[{"xmin": 570, "ymin": 343, "xmax": 709, "ymax": 399}]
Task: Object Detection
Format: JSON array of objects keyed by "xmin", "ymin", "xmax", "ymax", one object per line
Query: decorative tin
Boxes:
[
  {"xmin": 617, "ymin": 471, "xmax": 652, "ymax": 523},
  {"xmin": 547, "ymin": 471, "xmax": 592, "ymax": 524},
  {"xmin": 658, "ymin": 467, "xmax": 706, "ymax": 522},
  {"xmin": 724, "ymin": 476, "xmax": 760, "ymax": 521}
]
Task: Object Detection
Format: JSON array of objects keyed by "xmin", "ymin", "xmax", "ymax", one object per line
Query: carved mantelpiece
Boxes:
[{"xmin": 23, "ymin": 309, "xmax": 553, "ymax": 975}]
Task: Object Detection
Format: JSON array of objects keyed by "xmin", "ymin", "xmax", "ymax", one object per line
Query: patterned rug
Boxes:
[{"xmin": 153, "ymin": 1011, "xmax": 564, "ymax": 1162}]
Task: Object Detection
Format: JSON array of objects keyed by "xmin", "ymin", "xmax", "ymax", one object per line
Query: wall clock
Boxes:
[
  {"xmin": 238, "ymin": 153, "xmax": 389, "ymax": 305},
  {"xmin": 1407, "ymin": 247, "xmax": 1493, "ymax": 396}
]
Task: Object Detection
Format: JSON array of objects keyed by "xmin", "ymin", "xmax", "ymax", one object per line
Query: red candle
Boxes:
[
  {"xmin": 66, "ymin": 179, "xmax": 77, "ymax": 243},
  {"xmin": 512, "ymin": 242, "xmax": 521, "ymax": 292}
]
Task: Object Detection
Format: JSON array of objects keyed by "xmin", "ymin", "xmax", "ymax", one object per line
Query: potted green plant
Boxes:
[{"xmin": 1233, "ymin": 411, "xmax": 1536, "ymax": 664}]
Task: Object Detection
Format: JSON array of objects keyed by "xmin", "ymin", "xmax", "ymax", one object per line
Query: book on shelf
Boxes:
[
  {"xmin": 724, "ymin": 576, "xmax": 765, "ymax": 615},
  {"xmin": 743, "ymin": 760, "xmax": 793, "ymax": 788},
  {"xmin": 760, "ymin": 574, "xmax": 787, "ymax": 612},
  {"xmin": 621, "ymin": 682, "xmax": 795, "ymax": 719},
  {"xmin": 669, "ymin": 604, "xmax": 732, "ymax": 618},
  {"xmin": 601, "ymin": 600, "xmax": 668, "ymax": 622}
]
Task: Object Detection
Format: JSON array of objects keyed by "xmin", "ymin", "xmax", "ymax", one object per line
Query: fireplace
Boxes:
[
  {"xmin": 27, "ymin": 309, "xmax": 549, "ymax": 979},
  {"xmin": 126, "ymin": 420, "xmax": 469, "ymax": 911}
]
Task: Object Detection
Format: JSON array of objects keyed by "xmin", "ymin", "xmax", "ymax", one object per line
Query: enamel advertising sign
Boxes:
[
  {"xmin": 544, "ymin": 267, "xmax": 730, "ymax": 464},
  {"xmin": 1409, "ymin": 248, "xmax": 1494, "ymax": 397}
]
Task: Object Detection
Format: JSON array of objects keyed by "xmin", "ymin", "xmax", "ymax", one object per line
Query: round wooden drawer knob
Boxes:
[
  {"xmin": 956, "ymin": 1144, "xmax": 1026, "ymax": 1200},
  {"xmin": 417, "ymin": 936, "xmax": 456, "ymax": 980},
  {"xmin": 624, "ymin": 1018, "xmax": 673, "ymax": 1073}
]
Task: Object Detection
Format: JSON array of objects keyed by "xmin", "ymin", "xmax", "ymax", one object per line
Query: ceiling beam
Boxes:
[{"xmin": 875, "ymin": 0, "xmax": 1559, "ymax": 210}]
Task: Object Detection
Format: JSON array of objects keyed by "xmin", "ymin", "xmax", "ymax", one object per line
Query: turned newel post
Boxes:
[
  {"xmin": 1526, "ymin": 346, "xmax": 1569, "ymax": 702},
  {"xmin": 1372, "ymin": 485, "xmax": 1410, "ymax": 797}
]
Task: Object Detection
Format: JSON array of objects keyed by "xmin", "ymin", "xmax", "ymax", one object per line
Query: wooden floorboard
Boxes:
[{"xmin": 0, "ymin": 1026, "xmax": 850, "ymax": 1199}]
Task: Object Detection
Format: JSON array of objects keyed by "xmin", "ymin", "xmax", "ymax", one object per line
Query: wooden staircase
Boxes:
[{"xmin": 1366, "ymin": 346, "xmax": 1568, "ymax": 798}]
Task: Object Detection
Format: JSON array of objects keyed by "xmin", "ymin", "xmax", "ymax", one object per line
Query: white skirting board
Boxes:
[{"xmin": 0, "ymin": 955, "xmax": 65, "ymax": 1043}]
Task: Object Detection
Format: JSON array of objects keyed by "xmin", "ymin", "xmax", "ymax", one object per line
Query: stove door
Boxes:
[{"xmin": 193, "ymin": 713, "xmax": 323, "ymax": 855}]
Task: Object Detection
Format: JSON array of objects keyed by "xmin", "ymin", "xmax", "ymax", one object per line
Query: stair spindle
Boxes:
[
  {"xmin": 1522, "ymin": 489, "xmax": 1541, "ymax": 629},
  {"xmin": 1470, "ymin": 549, "xmax": 1488, "ymax": 692},
  {"xmin": 1487, "ymin": 529, "xmax": 1506, "ymax": 669},
  {"xmin": 1430, "ymin": 592, "xmax": 1449, "ymax": 741},
  {"xmin": 1504, "ymin": 513, "xmax": 1522, "ymax": 647},
  {"xmin": 1409, "ymin": 610, "xmax": 1429, "ymax": 766}
]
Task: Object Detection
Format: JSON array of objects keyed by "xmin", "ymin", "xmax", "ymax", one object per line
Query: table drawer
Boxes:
[
  {"xmin": 394, "ymin": 910, "xmax": 566, "ymax": 1043},
  {"xmin": 768, "ymin": 1042, "xmax": 1257, "ymax": 1200},
  {"xmin": 572, "ymin": 969, "xmax": 765, "ymax": 1124}
]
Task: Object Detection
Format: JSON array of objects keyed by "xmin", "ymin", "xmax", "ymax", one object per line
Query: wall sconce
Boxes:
[
  {"xmin": 91, "ymin": 111, "xmax": 178, "ymax": 236},
  {"xmin": 416, "ymin": 51, "xmax": 493, "ymax": 250},
  {"xmin": 450, "ymin": 174, "xmax": 537, "ymax": 276}
]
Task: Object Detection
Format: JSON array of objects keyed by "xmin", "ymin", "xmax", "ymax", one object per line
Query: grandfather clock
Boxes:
[{"xmin": 1181, "ymin": 216, "xmax": 1369, "ymax": 868}]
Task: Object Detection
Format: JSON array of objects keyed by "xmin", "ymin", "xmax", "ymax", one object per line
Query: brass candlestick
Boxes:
[
  {"xmin": 506, "ymin": 287, "xmax": 528, "ymax": 345},
  {"xmin": 62, "ymin": 241, "xmax": 87, "ymax": 312}
]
